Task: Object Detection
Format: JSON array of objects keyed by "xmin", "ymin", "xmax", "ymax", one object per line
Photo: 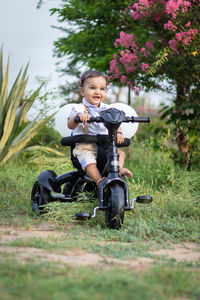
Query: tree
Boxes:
[
  {"xmin": 50, "ymin": 0, "xmax": 132, "ymax": 77},
  {"xmin": 38, "ymin": 0, "xmax": 138, "ymax": 102},
  {"xmin": 59, "ymin": 81, "xmax": 82, "ymax": 104},
  {"xmin": 108, "ymin": 0, "xmax": 200, "ymax": 165},
  {"xmin": 37, "ymin": 0, "xmax": 136, "ymax": 102}
]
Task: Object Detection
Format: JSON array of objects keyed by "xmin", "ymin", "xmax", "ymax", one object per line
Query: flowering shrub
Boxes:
[
  {"xmin": 109, "ymin": 0, "xmax": 200, "ymax": 163},
  {"xmin": 109, "ymin": 0, "xmax": 199, "ymax": 91}
]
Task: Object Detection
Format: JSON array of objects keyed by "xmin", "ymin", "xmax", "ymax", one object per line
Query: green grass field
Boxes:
[{"xmin": 0, "ymin": 139, "xmax": 199, "ymax": 300}]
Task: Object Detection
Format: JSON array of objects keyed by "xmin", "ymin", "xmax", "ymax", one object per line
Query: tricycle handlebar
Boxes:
[{"xmin": 74, "ymin": 116, "xmax": 150, "ymax": 123}]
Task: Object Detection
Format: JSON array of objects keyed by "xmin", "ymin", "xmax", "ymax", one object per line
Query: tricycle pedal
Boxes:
[
  {"xmin": 130, "ymin": 195, "xmax": 153, "ymax": 209},
  {"xmin": 136, "ymin": 195, "xmax": 153, "ymax": 204},
  {"xmin": 75, "ymin": 212, "xmax": 92, "ymax": 220}
]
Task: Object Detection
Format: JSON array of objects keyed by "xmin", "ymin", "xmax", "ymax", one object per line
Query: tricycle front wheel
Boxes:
[{"xmin": 105, "ymin": 183, "xmax": 125, "ymax": 229}]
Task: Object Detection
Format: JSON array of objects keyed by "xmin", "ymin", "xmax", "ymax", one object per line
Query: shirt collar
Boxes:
[{"xmin": 82, "ymin": 97, "xmax": 107, "ymax": 110}]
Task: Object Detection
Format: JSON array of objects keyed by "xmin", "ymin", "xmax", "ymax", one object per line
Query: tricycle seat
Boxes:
[{"xmin": 60, "ymin": 134, "xmax": 130, "ymax": 175}]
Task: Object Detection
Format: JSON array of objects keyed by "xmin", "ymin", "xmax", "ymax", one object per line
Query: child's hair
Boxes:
[{"xmin": 78, "ymin": 70, "xmax": 107, "ymax": 88}]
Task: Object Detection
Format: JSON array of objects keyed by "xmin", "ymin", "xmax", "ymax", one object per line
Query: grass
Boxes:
[
  {"xmin": 0, "ymin": 139, "xmax": 199, "ymax": 241},
  {"xmin": 2, "ymin": 235, "xmax": 151, "ymax": 260},
  {"xmin": 0, "ymin": 259, "xmax": 199, "ymax": 300},
  {"xmin": 0, "ymin": 137, "xmax": 200, "ymax": 299}
]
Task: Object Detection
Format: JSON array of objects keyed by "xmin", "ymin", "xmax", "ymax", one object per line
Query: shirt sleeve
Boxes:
[{"xmin": 68, "ymin": 104, "xmax": 84, "ymax": 119}]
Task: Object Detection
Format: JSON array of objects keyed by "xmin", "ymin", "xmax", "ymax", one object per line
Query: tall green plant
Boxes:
[{"xmin": 0, "ymin": 48, "xmax": 54, "ymax": 165}]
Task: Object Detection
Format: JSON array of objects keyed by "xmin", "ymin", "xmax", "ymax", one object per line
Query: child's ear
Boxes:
[{"xmin": 80, "ymin": 87, "xmax": 84, "ymax": 96}]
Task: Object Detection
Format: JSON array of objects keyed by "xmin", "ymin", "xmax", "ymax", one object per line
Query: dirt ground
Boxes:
[{"xmin": 0, "ymin": 224, "xmax": 199, "ymax": 270}]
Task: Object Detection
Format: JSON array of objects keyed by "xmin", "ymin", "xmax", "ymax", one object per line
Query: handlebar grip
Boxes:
[
  {"xmin": 74, "ymin": 115, "xmax": 80, "ymax": 123},
  {"xmin": 89, "ymin": 116, "xmax": 103, "ymax": 123},
  {"xmin": 133, "ymin": 117, "xmax": 150, "ymax": 123},
  {"xmin": 124, "ymin": 116, "xmax": 150, "ymax": 123},
  {"xmin": 74, "ymin": 116, "xmax": 103, "ymax": 123}
]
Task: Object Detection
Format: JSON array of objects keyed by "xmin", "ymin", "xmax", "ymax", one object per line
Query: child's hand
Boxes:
[
  {"xmin": 117, "ymin": 132, "xmax": 124, "ymax": 144},
  {"xmin": 78, "ymin": 112, "xmax": 90, "ymax": 123}
]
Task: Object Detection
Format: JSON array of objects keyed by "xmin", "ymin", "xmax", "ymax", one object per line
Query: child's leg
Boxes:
[
  {"xmin": 73, "ymin": 144, "xmax": 103, "ymax": 184},
  {"xmin": 118, "ymin": 149, "xmax": 133, "ymax": 178},
  {"xmin": 85, "ymin": 163, "xmax": 102, "ymax": 184}
]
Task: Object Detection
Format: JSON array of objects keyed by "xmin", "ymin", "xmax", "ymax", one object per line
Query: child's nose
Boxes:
[{"xmin": 95, "ymin": 89, "xmax": 101, "ymax": 94}]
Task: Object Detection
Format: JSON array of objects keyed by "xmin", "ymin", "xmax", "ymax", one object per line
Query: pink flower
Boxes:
[
  {"xmin": 165, "ymin": 0, "xmax": 192, "ymax": 18},
  {"xmin": 175, "ymin": 32, "xmax": 183, "ymax": 41},
  {"xmin": 138, "ymin": 0, "xmax": 150, "ymax": 8},
  {"xmin": 120, "ymin": 75, "xmax": 127, "ymax": 83},
  {"xmin": 131, "ymin": 41, "xmax": 139, "ymax": 54},
  {"xmin": 145, "ymin": 40, "xmax": 154, "ymax": 49},
  {"xmin": 131, "ymin": 12, "xmax": 141, "ymax": 19},
  {"xmin": 185, "ymin": 21, "xmax": 191, "ymax": 27},
  {"xmin": 182, "ymin": 1, "xmax": 191, "ymax": 12},
  {"xmin": 183, "ymin": 37, "xmax": 191, "ymax": 45},
  {"xmin": 165, "ymin": 0, "xmax": 180, "ymax": 18},
  {"xmin": 175, "ymin": 28, "xmax": 198, "ymax": 46},
  {"xmin": 129, "ymin": 0, "xmax": 153, "ymax": 20},
  {"xmin": 114, "ymin": 31, "xmax": 135, "ymax": 48},
  {"xmin": 164, "ymin": 20, "xmax": 177, "ymax": 31},
  {"xmin": 169, "ymin": 39, "xmax": 178, "ymax": 51},
  {"xmin": 141, "ymin": 63, "xmax": 149, "ymax": 71},
  {"xmin": 140, "ymin": 47, "xmax": 148, "ymax": 57},
  {"xmin": 155, "ymin": 13, "xmax": 161, "ymax": 22},
  {"xmin": 109, "ymin": 56, "xmax": 120, "ymax": 79},
  {"xmin": 188, "ymin": 28, "xmax": 198, "ymax": 37},
  {"xmin": 126, "ymin": 66, "xmax": 135, "ymax": 74}
]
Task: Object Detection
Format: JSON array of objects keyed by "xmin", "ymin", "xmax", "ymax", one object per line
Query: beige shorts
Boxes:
[{"xmin": 73, "ymin": 143, "xmax": 98, "ymax": 170}]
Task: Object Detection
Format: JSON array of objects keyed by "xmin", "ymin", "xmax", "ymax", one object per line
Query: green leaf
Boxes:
[{"xmin": 0, "ymin": 48, "xmax": 55, "ymax": 164}]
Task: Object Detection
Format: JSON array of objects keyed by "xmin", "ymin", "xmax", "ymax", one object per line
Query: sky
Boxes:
[
  {"xmin": 0, "ymin": 0, "xmax": 173, "ymax": 108},
  {"xmin": 0, "ymin": 0, "xmax": 65, "ymax": 92}
]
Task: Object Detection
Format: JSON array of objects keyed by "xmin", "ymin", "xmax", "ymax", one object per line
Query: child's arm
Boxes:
[{"xmin": 67, "ymin": 112, "xmax": 91, "ymax": 129}]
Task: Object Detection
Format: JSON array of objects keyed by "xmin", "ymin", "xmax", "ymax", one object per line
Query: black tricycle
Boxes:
[{"xmin": 31, "ymin": 107, "xmax": 153, "ymax": 229}]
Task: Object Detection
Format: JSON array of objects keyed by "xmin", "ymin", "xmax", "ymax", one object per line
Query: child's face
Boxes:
[{"xmin": 80, "ymin": 76, "xmax": 107, "ymax": 107}]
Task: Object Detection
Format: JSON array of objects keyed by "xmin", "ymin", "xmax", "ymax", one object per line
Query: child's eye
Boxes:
[{"xmin": 101, "ymin": 87, "xmax": 106, "ymax": 91}]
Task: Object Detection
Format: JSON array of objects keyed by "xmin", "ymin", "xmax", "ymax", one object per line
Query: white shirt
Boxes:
[{"xmin": 68, "ymin": 98, "xmax": 108, "ymax": 136}]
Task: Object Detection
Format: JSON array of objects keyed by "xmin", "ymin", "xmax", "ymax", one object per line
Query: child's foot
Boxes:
[{"xmin": 119, "ymin": 168, "xmax": 133, "ymax": 178}]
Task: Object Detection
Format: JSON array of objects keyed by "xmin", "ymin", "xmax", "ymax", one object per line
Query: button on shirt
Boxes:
[{"xmin": 68, "ymin": 98, "xmax": 108, "ymax": 136}]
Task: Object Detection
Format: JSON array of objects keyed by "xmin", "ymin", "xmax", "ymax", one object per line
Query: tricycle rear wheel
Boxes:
[{"xmin": 31, "ymin": 181, "xmax": 51, "ymax": 212}]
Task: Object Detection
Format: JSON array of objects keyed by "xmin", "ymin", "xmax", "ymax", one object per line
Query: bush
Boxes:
[
  {"xmin": 28, "ymin": 125, "xmax": 62, "ymax": 148},
  {"xmin": 126, "ymin": 135, "xmax": 175, "ymax": 190}
]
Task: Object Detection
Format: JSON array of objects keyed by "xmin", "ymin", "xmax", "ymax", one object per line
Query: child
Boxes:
[{"xmin": 67, "ymin": 70, "xmax": 132, "ymax": 186}]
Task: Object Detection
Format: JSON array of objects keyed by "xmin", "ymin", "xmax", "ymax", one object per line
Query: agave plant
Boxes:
[{"xmin": 0, "ymin": 48, "xmax": 56, "ymax": 165}]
